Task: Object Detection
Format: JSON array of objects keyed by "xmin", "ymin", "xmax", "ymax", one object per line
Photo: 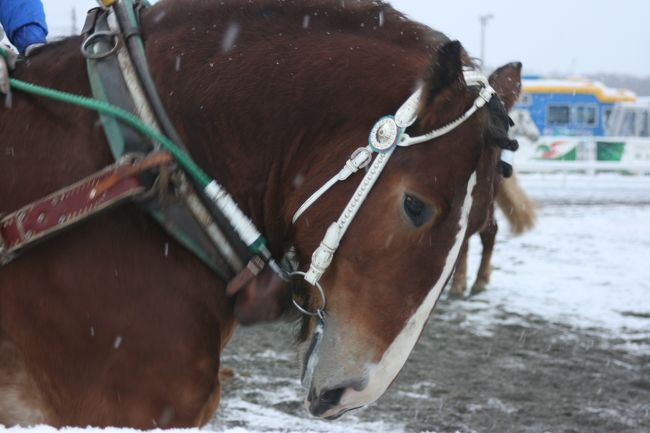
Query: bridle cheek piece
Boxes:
[{"xmin": 291, "ymin": 68, "xmax": 506, "ymax": 318}]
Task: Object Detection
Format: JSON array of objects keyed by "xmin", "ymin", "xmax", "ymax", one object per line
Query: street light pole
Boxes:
[
  {"xmin": 71, "ymin": 8, "xmax": 78, "ymax": 35},
  {"xmin": 479, "ymin": 14, "xmax": 494, "ymax": 70}
]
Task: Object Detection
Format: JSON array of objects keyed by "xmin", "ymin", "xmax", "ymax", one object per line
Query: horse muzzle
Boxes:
[
  {"xmin": 300, "ymin": 319, "xmax": 378, "ymax": 419},
  {"xmin": 305, "ymin": 381, "xmax": 371, "ymax": 419}
]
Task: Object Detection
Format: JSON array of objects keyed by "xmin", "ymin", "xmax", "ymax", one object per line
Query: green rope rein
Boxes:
[
  {"xmin": 7, "ymin": 77, "xmax": 267, "ymax": 256},
  {"xmin": 8, "ymin": 77, "xmax": 211, "ymax": 188}
]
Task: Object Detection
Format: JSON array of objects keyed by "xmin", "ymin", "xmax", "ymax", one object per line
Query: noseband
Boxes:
[{"xmin": 291, "ymin": 68, "xmax": 510, "ymax": 317}]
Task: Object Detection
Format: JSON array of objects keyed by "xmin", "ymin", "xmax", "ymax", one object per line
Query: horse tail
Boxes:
[{"xmin": 496, "ymin": 173, "xmax": 536, "ymax": 235}]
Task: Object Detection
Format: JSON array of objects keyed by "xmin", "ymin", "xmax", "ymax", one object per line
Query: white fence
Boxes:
[
  {"xmin": 515, "ymin": 136, "xmax": 650, "ymax": 175},
  {"xmin": 517, "ymin": 160, "xmax": 650, "ymax": 175}
]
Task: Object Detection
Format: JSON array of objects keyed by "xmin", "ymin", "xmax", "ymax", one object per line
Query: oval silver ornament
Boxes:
[{"xmin": 369, "ymin": 116, "xmax": 401, "ymax": 153}]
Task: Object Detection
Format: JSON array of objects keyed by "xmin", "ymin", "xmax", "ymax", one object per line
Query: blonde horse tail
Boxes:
[{"xmin": 496, "ymin": 173, "xmax": 536, "ymax": 235}]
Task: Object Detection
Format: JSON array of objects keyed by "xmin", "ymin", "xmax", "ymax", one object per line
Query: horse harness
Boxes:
[
  {"xmin": 1, "ymin": 0, "xmax": 266, "ymax": 289},
  {"xmin": 290, "ymin": 71, "xmax": 516, "ymax": 317},
  {"xmin": 0, "ymin": 0, "xmax": 517, "ymax": 319}
]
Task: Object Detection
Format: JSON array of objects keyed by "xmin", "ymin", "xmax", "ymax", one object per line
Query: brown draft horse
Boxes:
[
  {"xmin": 449, "ymin": 174, "xmax": 536, "ymax": 298},
  {"xmin": 0, "ymin": 0, "xmax": 521, "ymax": 427}
]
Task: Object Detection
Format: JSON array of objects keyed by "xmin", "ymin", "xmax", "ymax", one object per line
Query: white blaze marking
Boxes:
[{"xmin": 339, "ymin": 172, "xmax": 477, "ymax": 410}]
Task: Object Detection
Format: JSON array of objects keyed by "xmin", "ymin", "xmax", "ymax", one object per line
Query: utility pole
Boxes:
[
  {"xmin": 479, "ymin": 14, "xmax": 494, "ymax": 70},
  {"xmin": 71, "ymin": 8, "xmax": 77, "ymax": 35}
]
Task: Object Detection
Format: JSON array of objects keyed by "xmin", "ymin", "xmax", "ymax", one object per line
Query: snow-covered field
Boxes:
[
  {"xmin": 2, "ymin": 173, "xmax": 649, "ymax": 433},
  {"xmin": 208, "ymin": 173, "xmax": 650, "ymax": 433},
  {"xmin": 461, "ymin": 173, "xmax": 650, "ymax": 353}
]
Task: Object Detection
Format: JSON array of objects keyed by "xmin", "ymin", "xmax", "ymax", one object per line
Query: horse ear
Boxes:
[
  {"xmin": 488, "ymin": 62, "xmax": 523, "ymax": 111},
  {"xmin": 229, "ymin": 266, "xmax": 292, "ymax": 325},
  {"xmin": 420, "ymin": 40, "xmax": 466, "ymax": 109}
]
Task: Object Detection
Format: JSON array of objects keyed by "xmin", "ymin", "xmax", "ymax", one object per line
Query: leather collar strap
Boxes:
[
  {"xmin": 0, "ymin": 154, "xmax": 169, "ymax": 266},
  {"xmin": 82, "ymin": 0, "xmax": 256, "ymax": 281}
]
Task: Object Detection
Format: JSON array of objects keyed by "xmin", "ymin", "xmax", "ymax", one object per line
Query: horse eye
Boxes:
[{"xmin": 403, "ymin": 194, "xmax": 430, "ymax": 227}]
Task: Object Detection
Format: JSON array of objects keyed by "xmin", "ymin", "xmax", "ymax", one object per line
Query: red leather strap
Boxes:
[{"xmin": 0, "ymin": 160, "xmax": 149, "ymax": 265}]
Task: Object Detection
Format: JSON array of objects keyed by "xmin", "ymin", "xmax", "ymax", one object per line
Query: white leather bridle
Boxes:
[{"xmin": 291, "ymin": 68, "xmax": 512, "ymax": 316}]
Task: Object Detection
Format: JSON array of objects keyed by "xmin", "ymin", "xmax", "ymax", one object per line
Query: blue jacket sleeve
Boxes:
[{"xmin": 0, "ymin": 0, "xmax": 48, "ymax": 54}]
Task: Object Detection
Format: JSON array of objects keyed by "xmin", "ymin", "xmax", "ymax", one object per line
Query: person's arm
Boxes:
[{"xmin": 0, "ymin": 0, "xmax": 48, "ymax": 55}]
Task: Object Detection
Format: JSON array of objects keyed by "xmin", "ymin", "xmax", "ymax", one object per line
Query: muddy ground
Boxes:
[{"xmin": 210, "ymin": 297, "xmax": 650, "ymax": 433}]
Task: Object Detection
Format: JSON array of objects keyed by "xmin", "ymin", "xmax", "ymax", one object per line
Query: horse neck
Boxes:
[
  {"xmin": 0, "ymin": 37, "xmax": 118, "ymax": 210},
  {"xmin": 147, "ymin": 57, "xmax": 428, "ymax": 260},
  {"xmin": 136, "ymin": 1, "xmax": 436, "ymax": 257},
  {"xmin": 12, "ymin": 36, "xmax": 86, "ymax": 85}
]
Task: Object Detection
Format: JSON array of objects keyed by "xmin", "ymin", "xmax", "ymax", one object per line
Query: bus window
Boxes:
[
  {"xmin": 548, "ymin": 105, "xmax": 570, "ymax": 125},
  {"xmin": 576, "ymin": 105, "xmax": 597, "ymax": 126},
  {"xmin": 620, "ymin": 112, "xmax": 636, "ymax": 136},
  {"xmin": 640, "ymin": 111, "xmax": 649, "ymax": 137}
]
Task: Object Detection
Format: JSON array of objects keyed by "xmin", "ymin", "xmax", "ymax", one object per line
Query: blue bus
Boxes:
[{"xmin": 515, "ymin": 76, "xmax": 636, "ymax": 136}]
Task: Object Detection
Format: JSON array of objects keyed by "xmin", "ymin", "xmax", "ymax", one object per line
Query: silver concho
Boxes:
[{"xmin": 369, "ymin": 116, "xmax": 401, "ymax": 153}]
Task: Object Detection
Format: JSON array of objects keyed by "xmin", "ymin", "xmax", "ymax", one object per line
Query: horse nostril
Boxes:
[
  {"xmin": 319, "ymin": 387, "xmax": 345, "ymax": 406},
  {"xmin": 307, "ymin": 386, "xmax": 346, "ymax": 417}
]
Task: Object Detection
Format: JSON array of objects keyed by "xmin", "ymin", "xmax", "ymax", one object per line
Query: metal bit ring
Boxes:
[{"xmin": 290, "ymin": 271, "xmax": 326, "ymax": 319}]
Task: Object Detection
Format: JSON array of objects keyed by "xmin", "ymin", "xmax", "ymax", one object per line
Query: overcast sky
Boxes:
[{"xmin": 42, "ymin": 0, "xmax": 649, "ymax": 77}]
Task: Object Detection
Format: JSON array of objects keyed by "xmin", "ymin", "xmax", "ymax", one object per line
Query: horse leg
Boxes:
[
  {"xmin": 449, "ymin": 241, "xmax": 468, "ymax": 298},
  {"xmin": 471, "ymin": 217, "xmax": 498, "ymax": 295},
  {"xmin": 0, "ymin": 332, "xmax": 50, "ymax": 426}
]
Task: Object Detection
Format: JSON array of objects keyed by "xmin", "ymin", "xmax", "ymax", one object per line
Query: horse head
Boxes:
[
  {"xmin": 135, "ymin": 0, "xmax": 521, "ymax": 420},
  {"xmin": 0, "ymin": 0, "xmax": 526, "ymax": 427},
  {"xmin": 287, "ymin": 44, "xmax": 522, "ymax": 418}
]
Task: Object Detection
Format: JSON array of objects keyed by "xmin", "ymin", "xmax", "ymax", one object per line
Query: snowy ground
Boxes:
[
  {"xmin": 462, "ymin": 173, "xmax": 650, "ymax": 354},
  {"xmin": 156, "ymin": 173, "xmax": 647, "ymax": 433},
  {"xmin": 208, "ymin": 173, "xmax": 650, "ymax": 433},
  {"xmin": 2, "ymin": 173, "xmax": 649, "ymax": 433}
]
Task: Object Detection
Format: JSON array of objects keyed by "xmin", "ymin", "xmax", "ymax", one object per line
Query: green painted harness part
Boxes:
[
  {"xmin": 7, "ymin": 0, "xmax": 268, "ymax": 275},
  {"xmin": 85, "ymin": 60, "xmax": 126, "ymax": 157},
  {"xmin": 81, "ymin": 1, "xmax": 241, "ymax": 276},
  {"xmin": 9, "ymin": 78, "xmax": 211, "ymax": 187},
  {"xmin": 9, "ymin": 79, "xmax": 233, "ymax": 278}
]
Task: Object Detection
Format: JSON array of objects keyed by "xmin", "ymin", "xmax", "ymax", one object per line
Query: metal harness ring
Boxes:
[
  {"xmin": 290, "ymin": 271, "xmax": 326, "ymax": 319},
  {"xmin": 81, "ymin": 31, "xmax": 120, "ymax": 60}
]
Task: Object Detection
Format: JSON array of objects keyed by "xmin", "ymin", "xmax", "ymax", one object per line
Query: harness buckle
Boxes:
[
  {"xmin": 334, "ymin": 147, "xmax": 373, "ymax": 183},
  {"xmin": 346, "ymin": 147, "xmax": 372, "ymax": 171},
  {"xmin": 476, "ymin": 86, "xmax": 495, "ymax": 108}
]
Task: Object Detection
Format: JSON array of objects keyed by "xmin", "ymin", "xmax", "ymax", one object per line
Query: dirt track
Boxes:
[{"xmin": 210, "ymin": 298, "xmax": 650, "ymax": 433}]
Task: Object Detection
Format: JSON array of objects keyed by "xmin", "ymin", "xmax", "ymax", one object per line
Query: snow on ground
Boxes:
[
  {"xmin": 1, "ymin": 173, "xmax": 648, "ymax": 433},
  {"xmin": 461, "ymin": 173, "xmax": 650, "ymax": 353},
  {"xmin": 209, "ymin": 173, "xmax": 650, "ymax": 432}
]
